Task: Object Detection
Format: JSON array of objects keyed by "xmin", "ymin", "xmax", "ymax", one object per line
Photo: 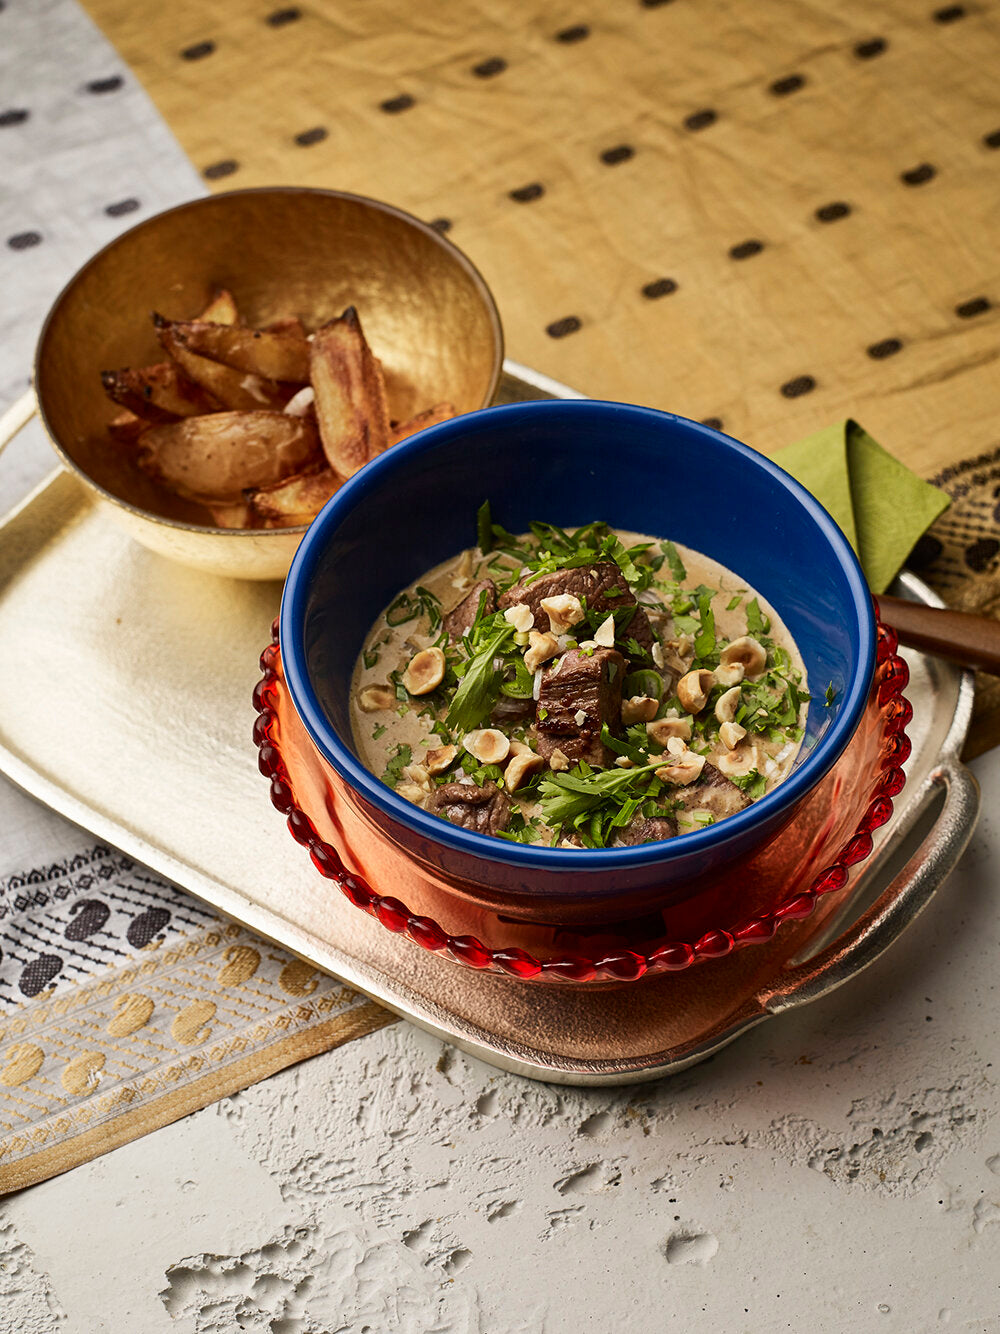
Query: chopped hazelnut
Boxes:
[
  {"xmin": 524, "ymin": 630, "xmax": 560, "ymax": 673},
  {"xmin": 719, "ymin": 720, "xmax": 747, "ymax": 750},
  {"xmin": 402, "ymin": 646, "xmax": 446, "ymax": 696},
  {"xmin": 714, "ymin": 660, "xmax": 745, "ymax": 688},
  {"xmin": 505, "ymin": 751, "xmax": 545, "ymax": 791},
  {"xmin": 714, "ymin": 685, "xmax": 743, "ymax": 724},
  {"xmin": 401, "ymin": 763, "xmax": 431, "ymax": 789},
  {"xmin": 464, "ymin": 728, "xmax": 510, "ymax": 765},
  {"xmin": 357, "ymin": 684, "xmax": 395, "ymax": 712},
  {"xmin": 548, "ymin": 747, "xmax": 570, "ymax": 772},
  {"xmin": 719, "ymin": 635, "xmax": 767, "ymax": 681},
  {"xmin": 593, "ymin": 614, "xmax": 616, "ymax": 647},
  {"xmin": 717, "ymin": 742, "xmax": 760, "ymax": 778},
  {"xmin": 655, "ymin": 750, "xmax": 706, "ymax": 786},
  {"xmin": 622, "ymin": 695, "xmax": 659, "ymax": 725},
  {"xmin": 503, "ymin": 603, "xmax": 535, "ymax": 633},
  {"xmin": 539, "ymin": 593, "xmax": 584, "ymax": 634},
  {"xmin": 646, "ymin": 716, "xmax": 692, "ymax": 746},
  {"xmin": 425, "ymin": 744, "xmax": 458, "ymax": 776},
  {"xmin": 397, "ymin": 781, "xmax": 432, "ymax": 807},
  {"xmin": 677, "ymin": 668, "xmax": 714, "ymax": 714}
]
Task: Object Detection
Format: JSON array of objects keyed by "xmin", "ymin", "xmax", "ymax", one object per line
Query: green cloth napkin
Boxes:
[{"xmin": 772, "ymin": 419, "xmax": 950, "ymax": 594}]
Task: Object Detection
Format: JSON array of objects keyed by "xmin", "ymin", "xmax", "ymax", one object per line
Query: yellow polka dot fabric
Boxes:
[{"xmin": 82, "ymin": 0, "xmax": 1000, "ymax": 748}]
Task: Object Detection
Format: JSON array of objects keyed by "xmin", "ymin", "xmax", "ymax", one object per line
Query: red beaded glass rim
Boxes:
[{"xmin": 254, "ymin": 605, "xmax": 911, "ymax": 983}]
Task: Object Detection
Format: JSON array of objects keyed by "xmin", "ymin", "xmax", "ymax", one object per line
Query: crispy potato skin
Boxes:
[
  {"xmin": 154, "ymin": 315, "xmax": 288, "ymax": 412},
  {"xmin": 169, "ymin": 320, "xmax": 310, "ymax": 383},
  {"xmin": 137, "ymin": 411, "xmax": 321, "ymax": 503},
  {"xmin": 197, "ymin": 288, "xmax": 239, "ymax": 325},
  {"xmin": 246, "ymin": 465, "xmax": 341, "ymax": 521},
  {"xmin": 100, "ymin": 362, "xmax": 222, "ymax": 421},
  {"xmin": 309, "ymin": 306, "xmax": 390, "ymax": 477},
  {"xmin": 390, "ymin": 401, "xmax": 456, "ymax": 445}
]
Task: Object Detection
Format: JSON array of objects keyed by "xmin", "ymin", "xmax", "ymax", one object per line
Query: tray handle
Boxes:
[
  {"xmin": 0, "ymin": 389, "xmax": 38, "ymax": 459},
  {"xmin": 757, "ymin": 758, "xmax": 980, "ymax": 1015}
]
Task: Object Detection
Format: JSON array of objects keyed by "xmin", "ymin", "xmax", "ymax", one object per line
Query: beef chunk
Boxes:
[
  {"xmin": 677, "ymin": 762, "xmax": 751, "ymax": 820},
  {"xmin": 498, "ymin": 562, "xmax": 653, "ymax": 658},
  {"xmin": 611, "ymin": 812, "xmax": 677, "ymax": 846},
  {"xmin": 443, "ymin": 579, "xmax": 496, "ymax": 642},
  {"xmin": 535, "ymin": 647, "xmax": 625, "ymax": 767},
  {"xmin": 431, "ymin": 781, "xmax": 511, "ymax": 835}
]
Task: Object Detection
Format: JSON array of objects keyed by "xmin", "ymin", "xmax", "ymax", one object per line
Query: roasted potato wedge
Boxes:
[
  {"xmin": 197, "ymin": 288, "xmax": 239, "ymax": 325},
  {"xmin": 100, "ymin": 362, "xmax": 222, "ymax": 421},
  {"xmin": 390, "ymin": 401, "xmax": 457, "ymax": 446},
  {"xmin": 208, "ymin": 501, "xmax": 254, "ymax": 529},
  {"xmin": 107, "ymin": 409, "xmax": 145, "ymax": 444},
  {"xmin": 265, "ymin": 315, "xmax": 306, "ymax": 339},
  {"xmin": 246, "ymin": 465, "xmax": 341, "ymax": 521},
  {"xmin": 309, "ymin": 306, "xmax": 390, "ymax": 477},
  {"xmin": 137, "ymin": 411, "xmax": 320, "ymax": 503},
  {"xmin": 166, "ymin": 320, "xmax": 310, "ymax": 383},
  {"xmin": 154, "ymin": 315, "xmax": 288, "ymax": 412}
]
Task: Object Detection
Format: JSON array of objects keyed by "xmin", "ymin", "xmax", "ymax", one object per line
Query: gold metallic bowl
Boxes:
[{"xmin": 31, "ymin": 187, "xmax": 504, "ymax": 580}]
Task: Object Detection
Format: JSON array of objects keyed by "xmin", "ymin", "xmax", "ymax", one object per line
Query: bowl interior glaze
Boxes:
[{"xmin": 282, "ymin": 399, "xmax": 875, "ymax": 876}]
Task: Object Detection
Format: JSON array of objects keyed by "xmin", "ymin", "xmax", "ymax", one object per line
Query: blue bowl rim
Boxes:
[{"xmin": 279, "ymin": 399, "xmax": 876, "ymax": 874}]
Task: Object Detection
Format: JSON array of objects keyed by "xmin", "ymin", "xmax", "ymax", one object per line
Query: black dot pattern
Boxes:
[
  {"xmin": 601, "ymin": 144, "xmax": 634, "ymax": 165},
  {"xmin": 428, "ymin": 217, "xmax": 452, "ymax": 233},
  {"xmin": 86, "ymin": 76, "xmax": 123, "ymax": 94},
  {"xmin": 955, "ymin": 297, "xmax": 991, "ymax": 318},
  {"xmin": 815, "ymin": 201, "xmax": 851, "ymax": 222},
  {"xmin": 266, "ymin": 6, "xmax": 302, "ymax": 24},
  {"xmin": 203, "ymin": 159, "xmax": 238, "ymax": 180},
  {"xmin": 901, "ymin": 163, "xmax": 936, "ymax": 185},
  {"xmin": 0, "ymin": 108, "xmax": 29, "ymax": 127},
  {"xmin": 547, "ymin": 316, "xmax": 582, "ymax": 338},
  {"xmin": 983, "ymin": 129, "xmax": 1000, "ymax": 149},
  {"xmin": 181, "ymin": 41, "xmax": 215, "ymax": 60},
  {"xmin": 105, "ymin": 198, "xmax": 140, "ymax": 217},
  {"xmin": 642, "ymin": 278, "xmax": 678, "ymax": 299},
  {"xmin": 933, "ymin": 5, "xmax": 966, "ymax": 21},
  {"xmin": 781, "ymin": 375, "xmax": 816, "ymax": 398},
  {"xmin": 700, "ymin": 417, "xmax": 723, "ymax": 430},
  {"xmin": 380, "ymin": 94, "xmax": 415, "ymax": 113},
  {"xmin": 855, "ymin": 37, "xmax": 888, "ymax": 58},
  {"xmin": 730, "ymin": 239, "xmax": 764, "ymax": 260},
  {"xmin": 509, "ymin": 182, "xmax": 544, "ymax": 202},
  {"xmin": 640, "ymin": 0, "xmax": 675, "ymax": 8},
  {"xmin": 867, "ymin": 338, "xmax": 903, "ymax": 359},
  {"xmin": 295, "ymin": 126, "xmax": 327, "ymax": 146},
  {"xmin": 472, "ymin": 57, "xmax": 507, "ymax": 78},
  {"xmin": 8, "ymin": 231, "xmax": 41, "ymax": 250},
  {"xmin": 684, "ymin": 109, "xmax": 717, "ymax": 131},
  {"xmin": 556, "ymin": 25, "xmax": 589, "ymax": 43},
  {"xmin": 770, "ymin": 74, "xmax": 805, "ymax": 96}
]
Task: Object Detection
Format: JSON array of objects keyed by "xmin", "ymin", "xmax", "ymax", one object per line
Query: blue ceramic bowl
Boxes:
[{"xmin": 279, "ymin": 400, "xmax": 875, "ymax": 919}]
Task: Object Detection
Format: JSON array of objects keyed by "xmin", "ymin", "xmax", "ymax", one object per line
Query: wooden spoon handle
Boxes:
[{"xmin": 878, "ymin": 593, "xmax": 1000, "ymax": 677}]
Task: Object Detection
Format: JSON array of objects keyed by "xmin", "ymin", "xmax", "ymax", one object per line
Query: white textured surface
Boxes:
[{"xmin": 1, "ymin": 750, "xmax": 998, "ymax": 1334}]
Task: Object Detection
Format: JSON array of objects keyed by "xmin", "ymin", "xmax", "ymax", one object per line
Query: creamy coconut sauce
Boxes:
[{"xmin": 350, "ymin": 525, "xmax": 808, "ymax": 848}]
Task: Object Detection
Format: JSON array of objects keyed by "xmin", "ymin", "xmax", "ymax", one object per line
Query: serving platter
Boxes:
[{"xmin": 0, "ymin": 361, "xmax": 979, "ymax": 1084}]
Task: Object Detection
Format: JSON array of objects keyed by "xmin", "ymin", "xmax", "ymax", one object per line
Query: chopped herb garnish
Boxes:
[
  {"xmin": 825, "ymin": 683, "xmax": 837, "ymax": 707},
  {"xmin": 730, "ymin": 768, "xmax": 768, "ymax": 800},
  {"xmin": 746, "ymin": 597, "xmax": 770, "ymax": 637},
  {"xmin": 660, "ymin": 540, "xmax": 686, "ymax": 582},
  {"xmin": 476, "ymin": 499, "xmax": 493, "ymax": 554},
  {"xmin": 444, "ymin": 623, "xmax": 515, "ymax": 732},
  {"xmin": 382, "ymin": 743, "xmax": 412, "ymax": 789},
  {"xmin": 372, "ymin": 723, "xmax": 387, "ymax": 739},
  {"xmin": 693, "ymin": 591, "xmax": 716, "ymax": 662},
  {"xmin": 726, "ymin": 593, "xmax": 744, "ymax": 611}
]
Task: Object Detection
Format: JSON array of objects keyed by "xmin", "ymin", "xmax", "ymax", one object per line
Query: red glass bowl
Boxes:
[{"xmin": 254, "ymin": 609, "xmax": 911, "ymax": 985}]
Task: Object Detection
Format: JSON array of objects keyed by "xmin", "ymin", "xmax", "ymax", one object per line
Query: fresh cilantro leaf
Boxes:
[
  {"xmin": 825, "ymin": 683, "xmax": 837, "ymax": 707},
  {"xmin": 660, "ymin": 540, "xmax": 686, "ymax": 582},
  {"xmin": 746, "ymin": 597, "xmax": 771, "ymax": 637},
  {"xmin": 382, "ymin": 743, "xmax": 412, "ymax": 789},
  {"xmin": 730, "ymin": 768, "xmax": 768, "ymax": 800}
]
